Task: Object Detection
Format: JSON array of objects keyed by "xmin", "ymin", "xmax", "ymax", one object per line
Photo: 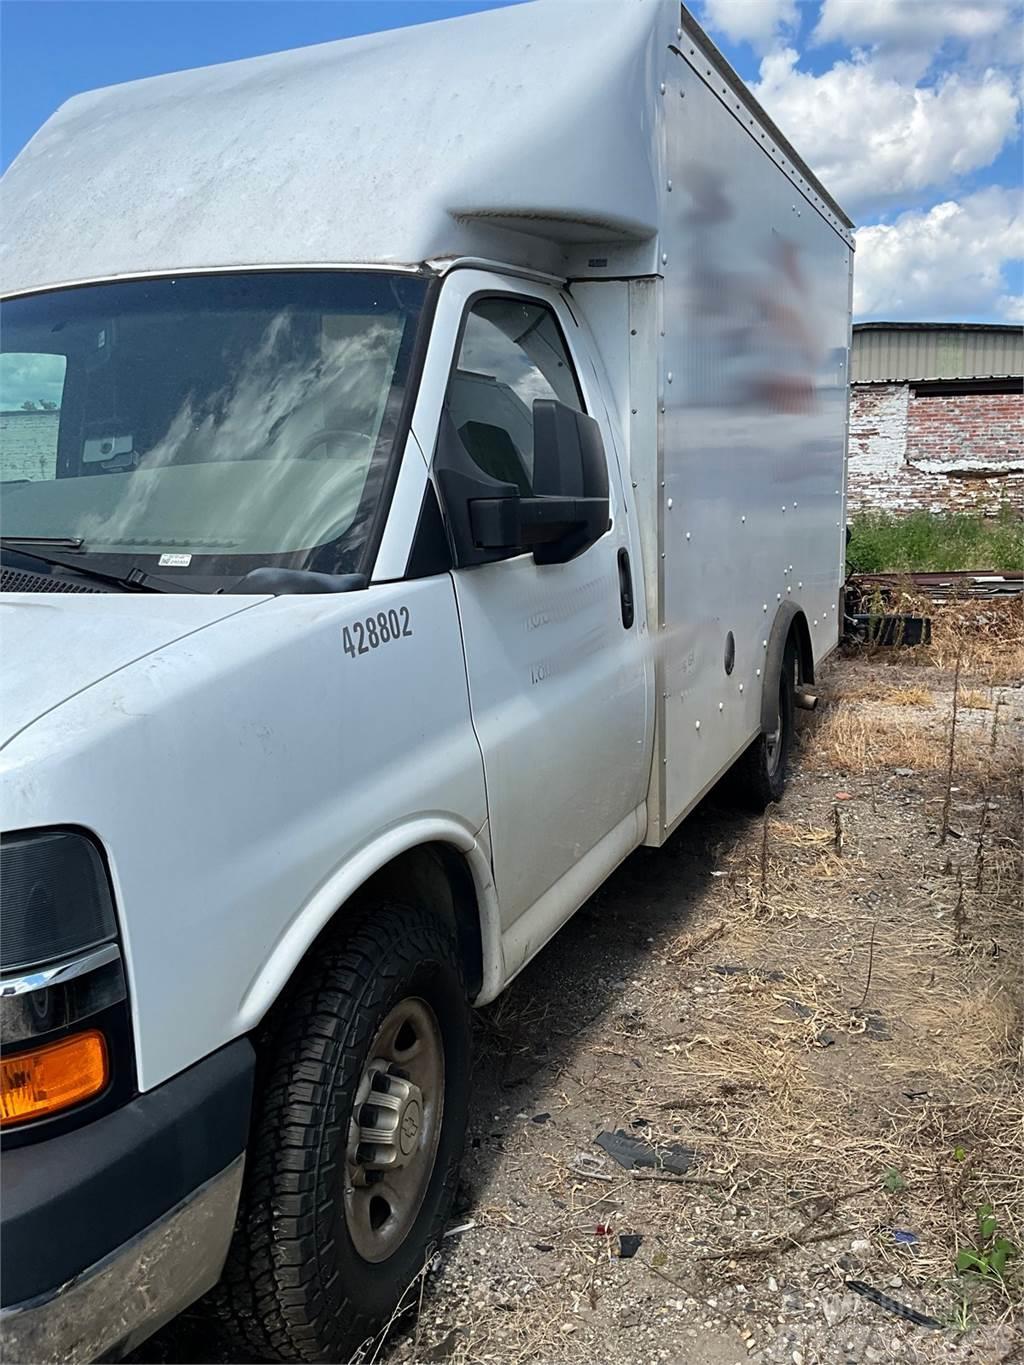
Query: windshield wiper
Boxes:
[
  {"xmin": 0, "ymin": 539, "xmax": 196, "ymax": 593},
  {"xmin": 1, "ymin": 535, "xmax": 85, "ymax": 550}
]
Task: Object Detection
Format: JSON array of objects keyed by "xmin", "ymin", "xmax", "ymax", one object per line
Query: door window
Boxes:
[{"xmin": 445, "ymin": 298, "xmax": 583, "ymax": 496}]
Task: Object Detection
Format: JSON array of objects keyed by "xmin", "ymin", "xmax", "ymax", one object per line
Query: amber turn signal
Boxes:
[{"xmin": 0, "ymin": 1030, "xmax": 108, "ymax": 1127}]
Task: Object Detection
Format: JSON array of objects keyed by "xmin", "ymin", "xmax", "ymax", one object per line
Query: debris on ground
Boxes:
[
  {"xmin": 594, "ymin": 1128, "xmax": 696, "ymax": 1175},
  {"xmin": 845, "ymin": 1279, "xmax": 944, "ymax": 1330}
]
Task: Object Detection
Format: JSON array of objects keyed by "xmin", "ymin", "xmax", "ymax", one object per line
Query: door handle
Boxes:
[{"xmin": 617, "ymin": 547, "xmax": 634, "ymax": 629}]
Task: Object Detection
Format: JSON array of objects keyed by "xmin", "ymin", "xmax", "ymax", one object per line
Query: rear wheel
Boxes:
[
  {"xmin": 734, "ymin": 636, "xmax": 797, "ymax": 810},
  {"xmin": 216, "ymin": 905, "xmax": 471, "ymax": 1363}
]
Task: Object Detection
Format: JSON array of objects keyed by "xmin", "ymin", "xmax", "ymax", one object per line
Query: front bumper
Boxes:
[
  {"xmin": 1, "ymin": 1038, "xmax": 253, "ymax": 1364},
  {"xmin": 2, "ymin": 1156, "xmax": 244, "ymax": 1364}
]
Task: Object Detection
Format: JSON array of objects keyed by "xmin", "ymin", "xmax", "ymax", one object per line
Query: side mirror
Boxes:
[
  {"xmin": 528, "ymin": 400, "xmax": 610, "ymax": 564},
  {"xmin": 434, "ymin": 399, "xmax": 611, "ymax": 568}
]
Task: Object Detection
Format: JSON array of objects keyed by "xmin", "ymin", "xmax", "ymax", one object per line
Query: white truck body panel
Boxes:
[{"xmin": 0, "ymin": 594, "xmax": 266, "ymax": 744}]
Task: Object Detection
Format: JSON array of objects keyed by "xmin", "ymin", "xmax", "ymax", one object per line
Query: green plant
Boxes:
[
  {"xmin": 944, "ymin": 1288, "xmax": 972, "ymax": 1332},
  {"xmin": 847, "ymin": 507, "xmax": 1024, "ymax": 574},
  {"xmin": 882, "ymin": 1167, "xmax": 907, "ymax": 1193},
  {"xmin": 955, "ymin": 1203, "xmax": 1018, "ymax": 1282}
]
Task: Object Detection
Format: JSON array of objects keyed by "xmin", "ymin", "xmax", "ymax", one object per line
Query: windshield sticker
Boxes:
[{"xmin": 158, "ymin": 553, "xmax": 193, "ymax": 567}]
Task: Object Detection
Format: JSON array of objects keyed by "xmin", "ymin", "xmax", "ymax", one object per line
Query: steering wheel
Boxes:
[{"xmin": 295, "ymin": 428, "xmax": 374, "ymax": 460}]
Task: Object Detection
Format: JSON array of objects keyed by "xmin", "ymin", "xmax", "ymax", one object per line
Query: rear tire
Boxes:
[
  {"xmin": 734, "ymin": 636, "xmax": 797, "ymax": 810},
  {"xmin": 216, "ymin": 905, "xmax": 471, "ymax": 1363}
]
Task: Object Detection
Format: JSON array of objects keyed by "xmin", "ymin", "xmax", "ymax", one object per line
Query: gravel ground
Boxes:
[{"xmin": 136, "ymin": 616, "xmax": 1023, "ymax": 1365}]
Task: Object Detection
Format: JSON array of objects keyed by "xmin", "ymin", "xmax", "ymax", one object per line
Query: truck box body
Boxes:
[
  {"xmin": 0, "ymin": 4, "xmax": 852, "ymax": 1360},
  {"xmin": 632, "ymin": 23, "xmax": 853, "ymax": 838}
]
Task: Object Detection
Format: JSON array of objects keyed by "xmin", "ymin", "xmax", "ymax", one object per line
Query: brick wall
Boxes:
[
  {"xmin": 847, "ymin": 383, "xmax": 1024, "ymax": 515},
  {"xmin": 0, "ymin": 409, "xmax": 60, "ymax": 481}
]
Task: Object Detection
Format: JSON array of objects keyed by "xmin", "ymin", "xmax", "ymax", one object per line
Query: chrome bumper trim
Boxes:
[{"xmin": 0, "ymin": 1153, "xmax": 243, "ymax": 1364}]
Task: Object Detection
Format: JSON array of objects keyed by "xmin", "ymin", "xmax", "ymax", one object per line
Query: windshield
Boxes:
[{"xmin": 0, "ymin": 271, "xmax": 428, "ymax": 585}]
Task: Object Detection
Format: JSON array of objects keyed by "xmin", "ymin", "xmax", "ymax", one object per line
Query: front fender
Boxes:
[{"xmin": 237, "ymin": 814, "xmax": 502, "ymax": 1029}]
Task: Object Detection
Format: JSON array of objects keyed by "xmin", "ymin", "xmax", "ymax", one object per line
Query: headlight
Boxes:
[
  {"xmin": 1, "ymin": 828, "xmax": 117, "ymax": 972},
  {"xmin": 0, "ymin": 829, "xmax": 131, "ymax": 1136}
]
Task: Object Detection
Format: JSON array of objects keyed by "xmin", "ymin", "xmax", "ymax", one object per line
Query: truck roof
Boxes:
[{"xmin": 0, "ymin": 0, "xmax": 852, "ymax": 297}]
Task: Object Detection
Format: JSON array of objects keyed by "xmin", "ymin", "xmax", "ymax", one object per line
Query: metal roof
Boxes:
[{"xmin": 852, "ymin": 323, "xmax": 1023, "ymax": 383}]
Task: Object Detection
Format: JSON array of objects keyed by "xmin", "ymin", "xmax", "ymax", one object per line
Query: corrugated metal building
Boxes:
[
  {"xmin": 847, "ymin": 322, "xmax": 1023, "ymax": 516},
  {"xmin": 852, "ymin": 322, "xmax": 1023, "ymax": 385}
]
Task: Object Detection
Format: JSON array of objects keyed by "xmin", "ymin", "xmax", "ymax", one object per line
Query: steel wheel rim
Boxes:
[{"xmin": 343, "ymin": 996, "xmax": 445, "ymax": 1264}]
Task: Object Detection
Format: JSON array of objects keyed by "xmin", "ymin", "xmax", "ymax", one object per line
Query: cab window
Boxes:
[{"xmin": 445, "ymin": 298, "xmax": 583, "ymax": 497}]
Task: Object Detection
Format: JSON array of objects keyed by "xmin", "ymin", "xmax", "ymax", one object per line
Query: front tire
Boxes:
[{"xmin": 216, "ymin": 905, "xmax": 472, "ymax": 1363}]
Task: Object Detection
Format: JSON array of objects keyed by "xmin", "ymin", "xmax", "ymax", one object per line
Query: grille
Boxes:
[{"xmin": 1, "ymin": 567, "xmax": 102, "ymax": 594}]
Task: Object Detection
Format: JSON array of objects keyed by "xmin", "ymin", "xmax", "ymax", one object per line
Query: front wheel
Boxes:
[
  {"xmin": 216, "ymin": 906, "xmax": 472, "ymax": 1363},
  {"xmin": 733, "ymin": 636, "xmax": 797, "ymax": 810}
]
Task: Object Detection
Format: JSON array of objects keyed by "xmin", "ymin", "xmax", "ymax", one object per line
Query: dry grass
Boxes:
[
  {"xmin": 835, "ymin": 681, "xmax": 936, "ymax": 707},
  {"xmin": 959, "ymin": 688, "xmax": 993, "ymax": 710},
  {"xmin": 646, "ymin": 776, "xmax": 1024, "ymax": 1328},
  {"xmin": 642, "ymin": 627, "xmax": 1024, "ymax": 1328},
  {"xmin": 917, "ymin": 596, "xmax": 1022, "ymax": 688},
  {"xmin": 849, "ymin": 592, "xmax": 1024, "ymax": 687},
  {"xmin": 803, "ymin": 702, "xmax": 946, "ymax": 776},
  {"xmin": 884, "ymin": 684, "xmax": 938, "ymax": 707},
  {"xmin": 803, "ymin": 689, "xmax": 1019, "ymax": 791}
]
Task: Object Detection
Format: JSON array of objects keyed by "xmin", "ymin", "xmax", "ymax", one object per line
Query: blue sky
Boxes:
[{"xmin": 1, "ymin": 0, "xmax": 1021, "ymax": 323}]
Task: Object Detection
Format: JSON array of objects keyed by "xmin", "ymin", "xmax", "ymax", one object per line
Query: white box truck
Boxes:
[{"xmin": 0, "ymin": 1, "xmax": 853, "ymax": 1359}]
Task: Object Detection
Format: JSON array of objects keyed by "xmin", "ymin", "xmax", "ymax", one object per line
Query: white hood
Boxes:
[{"xmin": 0, "ymin": 594, "xmax": 265, "ymax": 749}]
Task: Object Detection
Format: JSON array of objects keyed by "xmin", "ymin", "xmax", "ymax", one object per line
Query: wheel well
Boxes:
[
  {"xmin": 255, "ymin": 844, "xmax": 485, "ymax": 1048},
  {"xmin": 354, "ymin": 844, "xmax": 484, "ymax": 999},
  {"xmin": 789, "ymin": 611, "xmax": 814, "ymax": 687},
  {"xmin": 760, "ymin": 603, "xmax": 814, "ymax": 738}
]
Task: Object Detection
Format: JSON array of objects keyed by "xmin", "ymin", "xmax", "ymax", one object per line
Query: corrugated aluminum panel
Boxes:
[{"xmin": 852, "ymin": 326, "xmax": 1023, "ymax": 382}]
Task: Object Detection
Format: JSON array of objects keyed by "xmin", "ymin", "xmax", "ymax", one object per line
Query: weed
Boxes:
[
  {"xmin": 944, "ymin": 1289, "xmax": 972, "ymax": 1332},
  {"xmin": 939, "ymin": 649, "xmax": 963, "ymax": 846},
  {"xmin": 959, "ymin": 688, "xmax": 992, "ymax": 710},
  {"xmin": 955, "ymin": 1203, "xmax": 1019, "ymax": 1283}
]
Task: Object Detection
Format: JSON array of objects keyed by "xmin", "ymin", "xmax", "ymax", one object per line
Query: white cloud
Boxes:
[
  {"xmin": 853, "ymin": 187, "xmax": 1024, "ymax": 320},
  {"xmin": 814, "ymin": 0, "xmax": 1022, "ymax": 74},
  {"xmin": 752, "ymin": 49, "xmax": 1020, "ymax": 213},
  {"xmin": 701, "ymin": 0, "xmax": 798, "ymax": 51}
]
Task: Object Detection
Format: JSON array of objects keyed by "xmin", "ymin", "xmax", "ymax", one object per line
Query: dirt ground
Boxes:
[{"xmin": 137, "ymin": 599, "xmax": 1023, "ymax": 1365}]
